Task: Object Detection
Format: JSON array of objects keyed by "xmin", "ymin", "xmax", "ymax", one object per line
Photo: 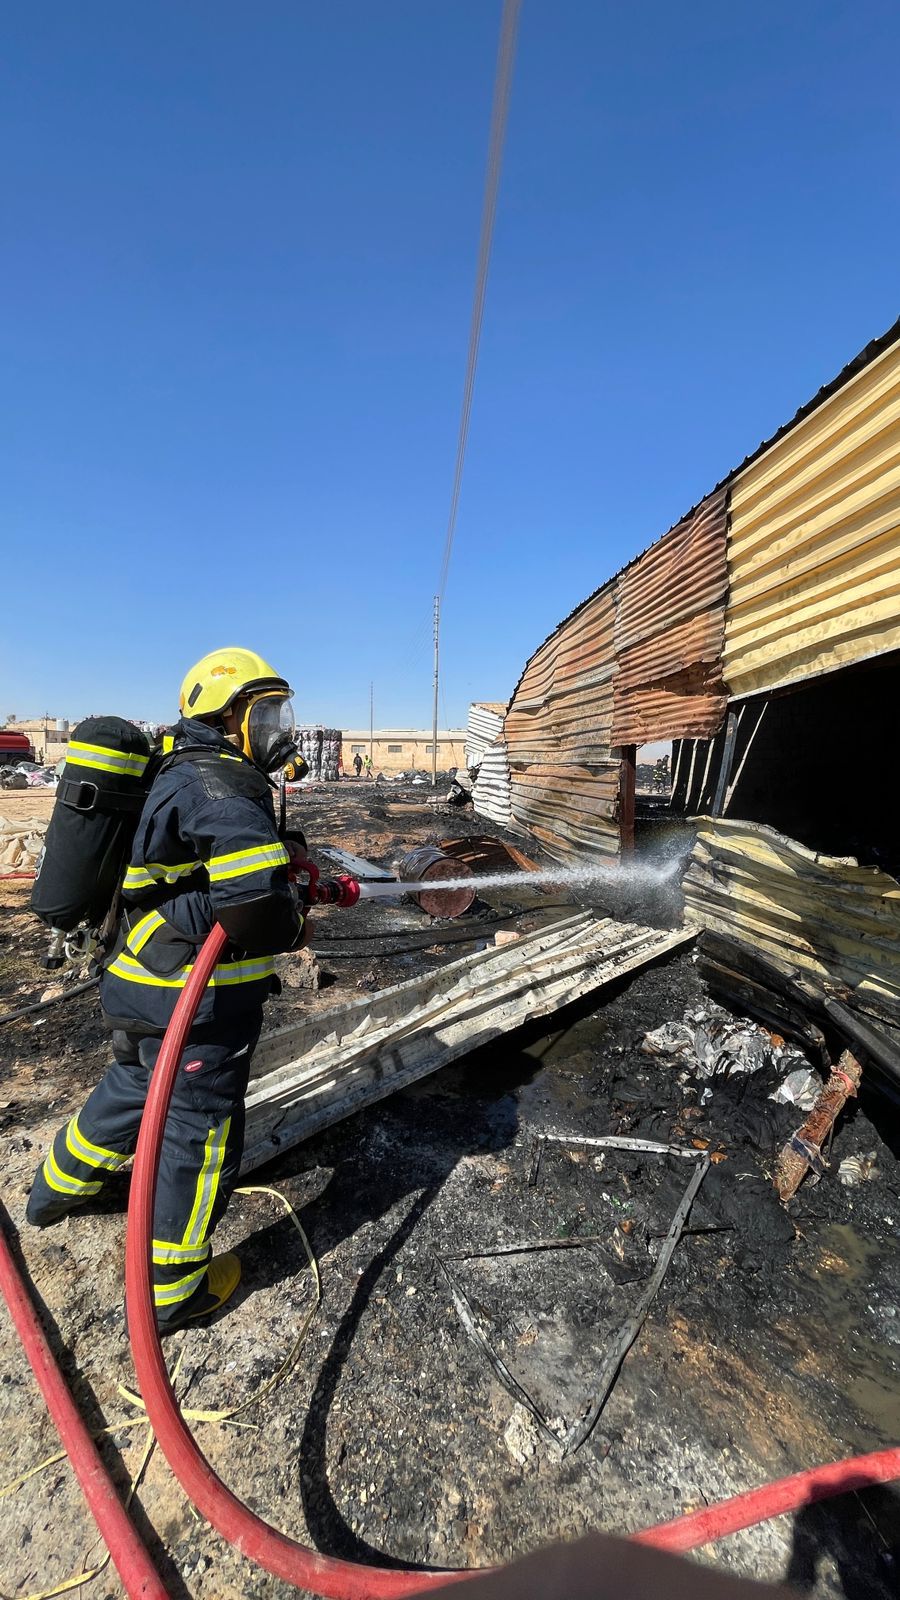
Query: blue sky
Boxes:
[{"xmin": 2, "ymin": 1, "xmax": 898, "ymax": 729}]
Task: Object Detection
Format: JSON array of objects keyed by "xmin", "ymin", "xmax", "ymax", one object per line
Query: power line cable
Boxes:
[{"xmin": 438, "ymin": 0, "xmax": 522, "ymax": 601}]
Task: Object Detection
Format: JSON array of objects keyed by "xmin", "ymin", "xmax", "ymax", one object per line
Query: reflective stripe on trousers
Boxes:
[{"xmin": 27, "ymin": 1017, "xmax": 260, "ymax": 1323}]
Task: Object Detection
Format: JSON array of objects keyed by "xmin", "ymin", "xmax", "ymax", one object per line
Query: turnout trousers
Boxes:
[{"xmin": 26, "ymin": 1012, "xmax": 262, "ymax": 1326}]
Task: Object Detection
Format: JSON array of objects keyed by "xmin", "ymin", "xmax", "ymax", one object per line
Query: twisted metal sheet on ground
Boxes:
[
  {"xmin": 725, "ymin": 331, "xmax": 900, "ymax": 698},
  {"xmin": 505, "ymin": 583, "xmax": 619, "ymax": 861},
  {"xmin": 611, "ymin": 488, "xmax": 729, "ymax": 745},
  {"xmin": 682, "ymin": 818, "xmax": 900, "ymax": 1007},
  {"xmin": 242, "ymin": 915, "xmax": 694, "ymax": 1167}
]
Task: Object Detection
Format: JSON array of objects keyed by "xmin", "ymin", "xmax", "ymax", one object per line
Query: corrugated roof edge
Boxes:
[{"xmin": 506, "ymin": 313, "xmax": 900, "ymax": 714}]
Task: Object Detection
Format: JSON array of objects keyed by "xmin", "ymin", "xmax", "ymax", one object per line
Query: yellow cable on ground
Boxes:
[
  {"xmin": 16, "ymin": 1422, "xmax": 157, "ymax": 1600},
  {"xmin": 2, "ymin": 1189, "xmax": 317, "ymax": 1596},
  {"xmin": 119, "ymin": 1183, "xmax": 321, "ymax": 1425},
  {"xmin": 3, "ymin": 1353, "xmax": 185, "ymax": 1600},
  {"xmin": 0, "ymin": 1419, "xmax": 149, "ymax": 1500}
]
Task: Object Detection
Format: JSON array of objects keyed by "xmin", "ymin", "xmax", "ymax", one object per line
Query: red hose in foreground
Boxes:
[
  {"xmin": 0, "ymin": 1198, "xmax": 167, "ymax": 1599},
  {"xmin": 125, "ymin": 922, "xmax": 462, "ymax": 1598},
  {"xmin": 126, "ymin": 924, "xmax": 900, "ymax": 1597},
  {"xmin": 635, "ymin": 1445, "xmax": 900, "ymax": 1550}
]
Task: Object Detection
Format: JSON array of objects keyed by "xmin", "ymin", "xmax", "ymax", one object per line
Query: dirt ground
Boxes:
[
  {"xmin": 1, "ymin": 780, "xmax": 898, "ymax": 1599},
  {"xmin": 0, "ymin": 791, "xmax": 57, "ymax": 827}
]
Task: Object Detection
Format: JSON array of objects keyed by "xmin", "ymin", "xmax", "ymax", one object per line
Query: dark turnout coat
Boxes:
[{"xmin": 100, "ymin": 717, "xmax": 303, "ymax": 1034}]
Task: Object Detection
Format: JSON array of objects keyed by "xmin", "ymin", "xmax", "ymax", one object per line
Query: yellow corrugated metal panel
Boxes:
[
  {"xmin": 682, "ymin": 819, "xmax": 900, "ymax": 1004},
  {"xmin": 725, "ymin": 335, "xmax": 900, "ymax": 697}
]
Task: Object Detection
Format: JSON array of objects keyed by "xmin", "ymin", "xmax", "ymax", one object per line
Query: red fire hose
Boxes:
[
  {"xmin": 123, "ymin": 923, "xmax": 900, "ymax": 1596},
  {"xmin": 124, "ymin": 922, "xmax": 459, "ymax": 1598},
  {"xmin": 0, "ymin": 1199, "xmax": 167, "ymax": 1598},
  {"xmin": 636, "ymin": 1446, "xmax": 900, "ymax": 1551}
]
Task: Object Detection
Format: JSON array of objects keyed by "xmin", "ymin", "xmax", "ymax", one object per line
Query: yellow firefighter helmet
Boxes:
[{"xmin": 179, "ymin": 647, "xmax": 292, "ymax": 720}]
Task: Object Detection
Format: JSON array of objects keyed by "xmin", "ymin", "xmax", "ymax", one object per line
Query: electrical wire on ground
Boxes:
[{"xmin": 0, "ymin": 977, "xmax": 100, "ymax": 1028}]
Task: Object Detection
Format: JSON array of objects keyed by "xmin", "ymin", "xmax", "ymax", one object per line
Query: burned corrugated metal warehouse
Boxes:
[
  {"xmin": 2, "ymin": 324, "xmax": 898, "ymax": 1599},
  {"xmin": 498, "ymin": 318, "xmax": 900, "ymax": 1062},
  {"xmin": 229, "ymin": 319, "xmax": 899, "ymax": 1592}
]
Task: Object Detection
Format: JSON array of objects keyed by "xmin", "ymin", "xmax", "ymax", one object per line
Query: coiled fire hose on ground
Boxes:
[{"xmin": 3, "ymin": 921, "xmax": 897, "ymax": 1599}]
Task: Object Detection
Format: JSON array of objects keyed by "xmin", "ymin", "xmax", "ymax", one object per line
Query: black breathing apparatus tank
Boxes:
[{"xmin": 31, "ymin": 717, "xmax": 153, "ymax": 955}]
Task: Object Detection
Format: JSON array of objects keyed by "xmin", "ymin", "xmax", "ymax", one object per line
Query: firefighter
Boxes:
[{"xmin": 26, "ymin": 647, "xmax": 307, "ymax": 1332}]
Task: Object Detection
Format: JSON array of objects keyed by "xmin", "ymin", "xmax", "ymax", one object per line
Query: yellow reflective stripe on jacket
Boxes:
[
  {"xmin": 64, "ymin": 1115, "xmax": 129, "ymax": 1173},
  {"xmin": 183, "ymin": 1119, "xmax": 231, "ymax": 1249},
  {"xmin": 43, "ymin": 1149, "xmax": 102, "ymax": 1197},
  {"xmin": 122, "ymin": 859, "xmax": 202, "ymax": 892},
  {"xmin": 106, "ymin": 951, "xmax": 275, "ymax": 989},
  {"xmin": 125, "ymin": 909, "xmax": 166, "ymax": 955},
  {"xmin": 153, "ymin": 1264, "xmax": 209, "ymax": 1307},
  {"xmin": 67, "ymin": 740, "xmax": 149, "ymax": 778},
  {"xmin": 206, "ymin": 842, "xmax": 290, "ymax": 884},
  {"xmin": 152, "ymin": 1238, "xmax": 211, "ymax": 1267}
]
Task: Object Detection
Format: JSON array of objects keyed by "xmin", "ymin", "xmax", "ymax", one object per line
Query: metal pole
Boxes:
[
  {"xmin": 432, "ymin": 595, "xmax": 440, "ymax": 787},
  {"xmin": 369, "ymin": 681, "xmax": 374, "ymax": 769}
]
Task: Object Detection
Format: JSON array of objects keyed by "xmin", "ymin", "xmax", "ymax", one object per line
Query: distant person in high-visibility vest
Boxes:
[{"xmin": 363, "ymin": 753, "xmax": 373, "ymax": 779}]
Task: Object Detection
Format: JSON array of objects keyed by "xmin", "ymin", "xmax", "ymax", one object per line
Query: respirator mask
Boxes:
[{"xmin": 241, "ymin": 694, "xmax": 298, "ymax": 773}]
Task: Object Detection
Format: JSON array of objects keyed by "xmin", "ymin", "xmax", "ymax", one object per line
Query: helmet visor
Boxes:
[{"xmin": 246, "ymin": 695, "xmax": 297, "ymax": 772}]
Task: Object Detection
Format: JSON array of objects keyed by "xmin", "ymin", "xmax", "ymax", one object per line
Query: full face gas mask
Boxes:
[{"xmin": 239, "ymin": 693, "xmax": 298, "ymax": 773}]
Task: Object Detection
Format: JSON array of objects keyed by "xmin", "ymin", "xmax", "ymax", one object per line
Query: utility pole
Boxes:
[
  {"xmin": 431, "ymin": 595, "xmax": 440, "ymax": 787},
  {"xmin": 369, "ymin": 681, "xmax": 374, "ymax": 767}
]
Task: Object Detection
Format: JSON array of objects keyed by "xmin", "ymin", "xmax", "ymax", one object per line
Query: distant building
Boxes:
[
  {"xmin": 1, "ymin": 716, "xmax": 70, "ymax": 766},
  {"xmin": 342, "ymin": 728, "xmax": 466, "ymax": 774}
]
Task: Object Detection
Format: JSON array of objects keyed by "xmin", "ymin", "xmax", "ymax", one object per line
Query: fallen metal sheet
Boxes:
[
  {"xmin": 440, "ymin": 1134, "xmax": 710, "ymax": 1456},
  {"xmin": 241, "ymin": 917, "xmax": 695, "ymax": 1171},
  {"xmin": 683, "ymin": 818, "xmax": 900, "ymax": 1008},
  {"xmin": 316, "ymin": 846, "xmax": 395, "ymax": 881}
]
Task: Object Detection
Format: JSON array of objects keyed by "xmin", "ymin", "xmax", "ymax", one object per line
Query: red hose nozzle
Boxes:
[{"xmin": 314, "ymin": 873, "xmax": 359, "ymax": 908}]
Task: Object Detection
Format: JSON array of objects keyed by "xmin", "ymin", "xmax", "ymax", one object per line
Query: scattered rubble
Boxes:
[
  {"xmin": 641, "ymin": 1001, "xmax": 811, "ymax": 1083},
  {"xmin": 503, "ymin": 1403, "xmax": 543, "ymax": 1465},
  {"xmin": 838, "ymin": 1151, "xmax": 880, "ymax": 1187},
  {"xmin": 769, "ymin": 1067, "xmax": 821, "ymax": 1110},
  {"xmin": 0, "ymin": 780, "xmax": 897, "ymax": 1597},
  {"xmin": 278, "ymin": 947, "xmax": 321, "ymax": 991}
]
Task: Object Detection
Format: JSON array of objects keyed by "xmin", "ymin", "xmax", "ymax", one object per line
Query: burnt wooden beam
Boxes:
[{"xmin": 711, "ymin": 707, "xmax": 741, "ymax": 815}]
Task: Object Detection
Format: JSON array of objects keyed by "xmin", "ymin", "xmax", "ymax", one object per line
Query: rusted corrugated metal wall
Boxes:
[
  {"xmin": 724, "ymin": 333, "xmax": 900, "ymax": 698},
  {"xmin": 611, "ymin": 487, "xmax": 730, "ymax": 745},
  {"xmin": 504, "ymin": 583, "xmax": 621, "ymax": 861},
  {"xmin": 505, "ymin": 322, "xmax": 900, "ymax": 864}
]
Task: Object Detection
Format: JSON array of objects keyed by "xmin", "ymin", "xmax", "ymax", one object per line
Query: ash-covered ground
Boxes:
[{"xmin": 1, "ymin": 779, "xmax": 898, "ymax": 1599}]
